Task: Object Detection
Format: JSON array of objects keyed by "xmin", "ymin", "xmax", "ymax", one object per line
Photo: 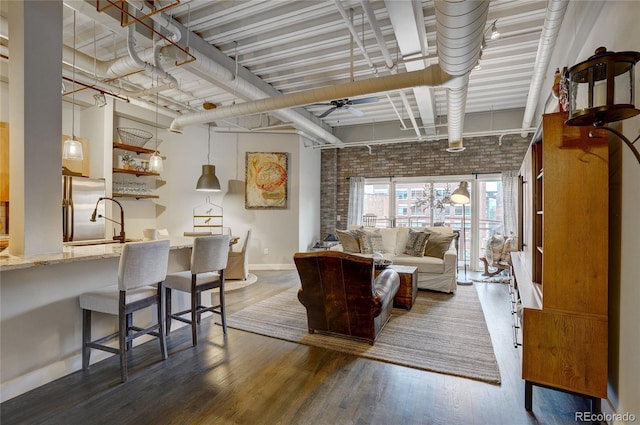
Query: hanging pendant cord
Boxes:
[
  {"xmin": 207, "ymin": 124, "xmax": 211, "ymax": 165},
  {"xmin": 155, "ymin": 75, "xmax": 159, "ymax": 152},
  {"xmin": 71, "ymin": 10, "xmax": 76, "ymax": 140}
]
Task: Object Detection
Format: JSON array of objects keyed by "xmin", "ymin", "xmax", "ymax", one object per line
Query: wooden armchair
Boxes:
[{"xmin": 293, "ymin": 251, "xmax": 400, "ymax": 344}]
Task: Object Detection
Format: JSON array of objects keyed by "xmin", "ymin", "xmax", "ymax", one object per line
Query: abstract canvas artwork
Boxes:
[{"xmin": 245, "ymin": 152, "xmax": 288, "ymax": 209}]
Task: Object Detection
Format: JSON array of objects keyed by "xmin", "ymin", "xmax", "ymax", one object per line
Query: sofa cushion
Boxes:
[
  {"xmin": 336, "ymin": 229, "xmax": 360, "ymax": 253},
  {"xmin": 356, "ymin": 228, "xmax": 384, "ymax": 254},
  {"xmin": 394, "ymin": 227, "xmax": 410, "ymax": 255},
  {"xmin": 378, "ymin": 227, "xmax": 399, "ymax": 254},
  {"xmin": 392, "ymin": 253, "xmax": 445, "ymax": 274},
  {"xmin": 424, "ymin": 232, "xmax": 456, "ymax": 259},
  {"xmin": 403, "ymin": 230, "xmax": 430, "ymax": 257}
]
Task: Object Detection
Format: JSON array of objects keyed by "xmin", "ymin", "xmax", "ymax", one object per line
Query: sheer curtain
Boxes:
[
  {"xmin": 347, "ymin": 177, "xmax": 365, "ymax": 227},
  {"xmin": 502, "ymin": 171, "xmax": 518, "ymax": 235}
]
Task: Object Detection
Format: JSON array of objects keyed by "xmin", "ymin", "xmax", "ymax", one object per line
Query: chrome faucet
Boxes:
[{"xmin": 90, "ymin": 197, "xmax": 126, "ymax": 243}]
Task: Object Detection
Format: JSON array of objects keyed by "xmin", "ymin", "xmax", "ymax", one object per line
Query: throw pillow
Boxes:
[
  {"xmin": 485, "ymin": 233, "xmax": 505, "ymax": 265},
  {"xmin": 403, "ymin": 230, "xmax": 430, "ymax": 257},
  {"xmin": 424, "ymin": 232, "xmax": 455, "ymax": 259},
  {"xmin": 356, "ymin": 228, "xmax": 384, "ymax": 254},
  {"xmin": 336, "ymin": 229, "xmax": 360, "ymax": 253},
  {"xmin": 501, "ymin": 235, "xmax": 517, "ymax": 262}
]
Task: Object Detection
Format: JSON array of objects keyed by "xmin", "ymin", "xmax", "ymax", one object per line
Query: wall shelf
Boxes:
[
  {"xmin": 113, "ymin": 142, "xmax": 155, "ymax": 155},
  {"xmin": 112, "ymin": 167, "xmax": 160, "ymax": 177},
  {"xmin": 112, "ymin": 193, "xmax": 159, "ymax": 200}
]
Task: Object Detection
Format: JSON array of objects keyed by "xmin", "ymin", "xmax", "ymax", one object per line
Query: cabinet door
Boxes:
[
  {"xmin": 522, "ymin": 308, "xmax": 607, "ymax": 398},
  {"xmin": 541, "ymin": 113, "xmax": 608, "ymax": 315}
]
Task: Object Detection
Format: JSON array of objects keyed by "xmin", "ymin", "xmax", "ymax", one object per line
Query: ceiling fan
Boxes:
[{"xmin": 314, "ymin": 97, "xmax": 379, "ymax": 118}]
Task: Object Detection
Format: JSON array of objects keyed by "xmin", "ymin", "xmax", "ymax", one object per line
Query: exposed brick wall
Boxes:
[{"xmin": 320, "ymin": 134, "xmax": 529, "ymax": 237}]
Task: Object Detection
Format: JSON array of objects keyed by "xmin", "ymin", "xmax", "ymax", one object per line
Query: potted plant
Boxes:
[{"xmin": 121, "ymin": 153, "xmax": 135, "ymax": 170}]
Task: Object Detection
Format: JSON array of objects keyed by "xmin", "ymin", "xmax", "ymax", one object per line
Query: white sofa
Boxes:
[{"xmin": 332, "ymin": 226, "xmax": 458, "ymax": 293}]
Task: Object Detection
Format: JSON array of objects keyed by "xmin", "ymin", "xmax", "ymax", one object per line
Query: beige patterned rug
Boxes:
[{"xmin": 226, "ymin": 284, "xmax": 501, "ymax": 384}]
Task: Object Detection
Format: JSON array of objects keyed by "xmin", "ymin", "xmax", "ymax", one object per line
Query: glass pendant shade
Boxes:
[
  {"xmin": 196, "ymin": 165, "xmax": 221, "ymax": 192},
  {"xmin": 64, "ymin": 11, "xmax": 83, "ymax": 162},
  {"xmin": 149, "ymin": 153, "xmax": 163, "ymax": 172},
  {"xmin": 566, "ymin": 47, "xmax": 640, "ymax": 127},
  {"xmin": 450, "ymin": 181, "xmax": 470, "ymax": 204},
  {"xmin": 62, "ymin": 137, "xmax": 83, "ymax": 160}
]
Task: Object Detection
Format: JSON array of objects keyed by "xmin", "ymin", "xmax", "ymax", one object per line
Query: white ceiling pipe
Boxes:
[
  {"xmin": 520, "ymin": 0, "xmax": 569, "ymax": 137},
  {"xmin": 124, "ymin": 25, "xmax": 178, "ymax": 88},
  {"xmin": 169, "ymin": 65, "xmax": 455, "ymax": 132},
  {"xmin": 60, "ymin": 1, "xmax": 342, "ymax": 144},
  {"xmin": 434, "ymin": 0, "xmax": 489, "ymax": 149},
  {"xmin": 124, "ymin": 0, "xmax": 182, "ymax": 45}
]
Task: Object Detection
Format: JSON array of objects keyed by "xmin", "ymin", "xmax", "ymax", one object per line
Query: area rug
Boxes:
[{"xmin": 225, "ymin": 284, "xmax": 501, "ymax": 384}]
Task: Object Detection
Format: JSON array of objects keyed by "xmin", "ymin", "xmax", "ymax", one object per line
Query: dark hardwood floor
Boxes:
[{"xmin": 1, "ymin": 270, "xmax": 596, "ymax": 425}]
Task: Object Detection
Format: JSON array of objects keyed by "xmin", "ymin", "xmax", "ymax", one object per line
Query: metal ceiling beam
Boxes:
[{"xmin": 384, "ymin": 0, "xmax": 437, "ymax": 136}]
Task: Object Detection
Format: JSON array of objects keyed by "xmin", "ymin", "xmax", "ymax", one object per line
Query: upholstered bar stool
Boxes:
[
  {"xmin": 79, "ymin": 239, "xmax": 171, "ymax": 383},
  {"xmin": 164, "ymin": 235, "xmax": 230, "ymax": 346}
]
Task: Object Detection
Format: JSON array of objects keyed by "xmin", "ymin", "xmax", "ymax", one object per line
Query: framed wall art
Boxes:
[{"xmin": 245, "ymin": 152, "xmax": 289, "ymax": 209}]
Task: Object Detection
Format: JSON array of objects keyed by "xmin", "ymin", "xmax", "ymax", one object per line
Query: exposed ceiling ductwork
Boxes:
[
  {"xmin": 2, "ymin": 2, "xmax": 553, "ymax": 147},
  {"xmin": 169, "ymin": 0, "xmax": 488, "ymax": 148},
  {"xmin": 434, "ymin": 0, "xmax": 489, "ymax": 151},
  {"xmin": 169, "ymin": 66, "xmax": 457, "ymax": 134}
]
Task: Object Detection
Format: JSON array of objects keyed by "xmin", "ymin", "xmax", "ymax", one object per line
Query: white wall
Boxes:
[
  {"xmin": 157, "ymin": 126, "xmax": 317, "ymax": 270},
  {"xmin": 298, "ymin": 142, "xmax": 321, "ymax": 251},
  {"xmin": 534, "ymin": 1, "xmax": 640, "ymax": 420}
]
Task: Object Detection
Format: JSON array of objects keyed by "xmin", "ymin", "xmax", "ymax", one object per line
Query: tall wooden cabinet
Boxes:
[{"xmin": 512, "ymin": 112, "xmax": 608, "ymax": 410}]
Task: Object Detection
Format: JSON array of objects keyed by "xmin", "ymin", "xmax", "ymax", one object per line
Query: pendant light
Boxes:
[
  {"xmin": 196, "ymin": 124, "xmax": 221, "ymax": 192},
  {"xmin": 63, "ymin": 10, "xmax": 84, "ymax": 161},
  {"xmin": 148, "ymin": 78, "xmax": 163, "ymax": 172}
]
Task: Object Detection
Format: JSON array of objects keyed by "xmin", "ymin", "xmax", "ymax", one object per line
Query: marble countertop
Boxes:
[{"xmin": 0, "ymin": 237, "xmax": 194, "ymax": 272}]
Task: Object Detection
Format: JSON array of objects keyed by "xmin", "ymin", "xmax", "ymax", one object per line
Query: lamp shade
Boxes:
[
  {"xmin": 62, "ymin": 138, "xmax": 83, "ymax": 160},
  {"xmin": 148, "ymin": 153, "xmax": 163, "ymax": 172},
  {"xmin": 196, "ymin": 164, "xmax": 221, "ymax": 192},
  {"xmin": 450, "ymin": 181, "xmax": 470, "ymax": 204},
  {"xmin": 565, "ymin": 47, "xmax": 640, "ymax": 127}
]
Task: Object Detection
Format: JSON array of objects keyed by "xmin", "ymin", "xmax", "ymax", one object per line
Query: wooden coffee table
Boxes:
[{"xmin": 377, "ymin": 265, "xmax": 418, "ymax": 310}]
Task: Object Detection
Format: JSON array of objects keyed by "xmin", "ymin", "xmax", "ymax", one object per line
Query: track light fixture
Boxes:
[{"xmin": 489, "ymin": 20, "xmax": 501, "ymax": 40}]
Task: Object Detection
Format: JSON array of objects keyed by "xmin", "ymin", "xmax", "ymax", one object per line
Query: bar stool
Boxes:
[
  {"xmin": 164, "ymin": 235, "xmax": 230, "ymax": 346},
  {"xmin": 79, "ymin": 239, "xmax": 170, "ymax": 382}
]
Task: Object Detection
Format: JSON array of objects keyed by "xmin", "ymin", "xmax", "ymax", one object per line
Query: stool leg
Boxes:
[
  {"xmin": 119, "ymin": 294, "xmax": 128, "ymax": 383},
  {"xmin": 191, "ymin": 290, "xmax": 198, "ymax": 346},
  {"xmin": 219, "ymin": 280, "xmax": 227, "ymax": 335},
  {"xmin": 82, "ymin": 309, "xmax": 91, "ymax": 370},
  {"xmin": 126, "ymin": 313, "xmax": 133, "ymax": 351},
  {"xmin": 157, "ymin": 284, "xmax": 168, "ymax": 360},
  {"xmin": 165, "ymin": 287, "xmax": 172, "ymax": 335},
  {"xmin": 196, "ymin": 292, "xmax": 202, "ymax": 324}
]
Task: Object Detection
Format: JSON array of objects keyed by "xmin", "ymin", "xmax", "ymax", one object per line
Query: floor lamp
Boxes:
[{"xmin": 451, "ymin": 182, "xmax": 472, "ymax": 285}]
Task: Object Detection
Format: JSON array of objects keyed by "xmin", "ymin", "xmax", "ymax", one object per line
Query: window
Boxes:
[{"xmin": 361, "ymin": 175, "xmax": 504, "ymax": 271}]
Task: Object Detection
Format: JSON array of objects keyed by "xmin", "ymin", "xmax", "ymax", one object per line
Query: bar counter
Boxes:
[
  {"xmin": 0, "ymin": 236, "xmax": 195, "ymax": 272},
  {"xmin": 0, "ymin": 237, "xmax": 195, "ymax": 402}
]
